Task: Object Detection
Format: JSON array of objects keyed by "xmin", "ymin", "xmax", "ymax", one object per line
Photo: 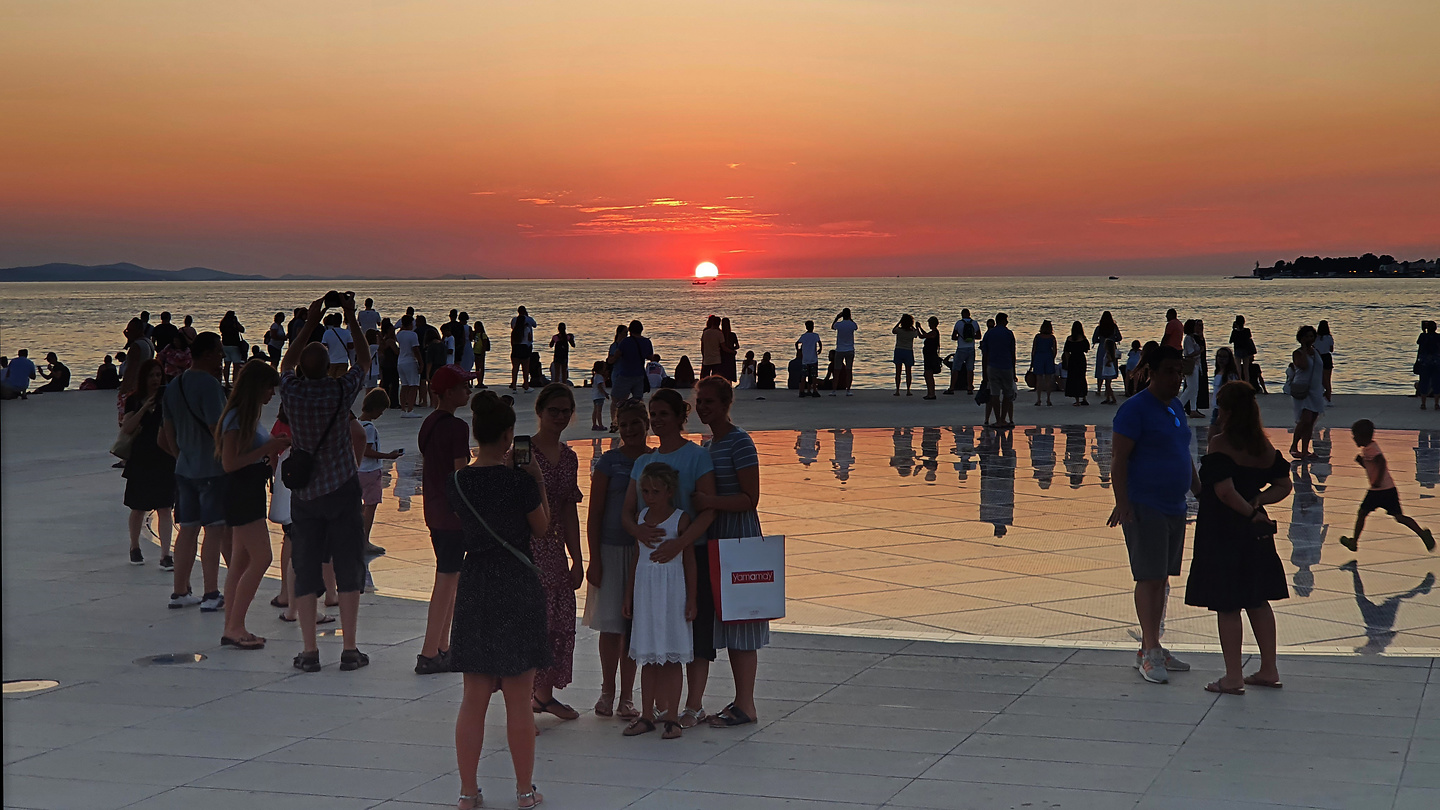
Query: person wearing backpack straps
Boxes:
[
  {"xmin": 278, "ymin": 291, "xmax": 372, "ymax": 673},
  {"xmin": 948, "ymin": 309, "xmax": 981, "ymax": 395}
]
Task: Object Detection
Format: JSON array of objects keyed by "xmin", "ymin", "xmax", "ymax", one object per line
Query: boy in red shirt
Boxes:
[{"xmin": 1340, "ymin": 419, "xmax": 1435, "ymax": 552}]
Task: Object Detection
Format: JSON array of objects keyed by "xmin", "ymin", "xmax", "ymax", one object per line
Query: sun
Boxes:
[{"xmin": 694, "ymin": 261, "xmax": 719, "ymax": 279}]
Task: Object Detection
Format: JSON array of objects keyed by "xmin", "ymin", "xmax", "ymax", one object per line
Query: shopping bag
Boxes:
[{"xmin": 708, "ymin": 535, "xmax": 785, "ymax": 622}]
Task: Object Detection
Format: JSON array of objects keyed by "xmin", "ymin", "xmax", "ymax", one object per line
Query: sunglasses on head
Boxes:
[{"xmin": 1165, "ymin": 406, "xmax": 1183, "ymax": 428}]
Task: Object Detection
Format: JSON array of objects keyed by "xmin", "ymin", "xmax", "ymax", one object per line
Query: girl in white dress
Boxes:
[
  {"xmin": 738, "ymin": 351, "xmax": 757, "ymax": 389},
  {"xmin": 624, "ymin": 463, "xmax": 695, "ymax": 740}
]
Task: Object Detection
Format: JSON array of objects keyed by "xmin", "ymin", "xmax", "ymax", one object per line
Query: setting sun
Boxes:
[{"xmin": 694, "ymin": 261, "xmax": 719, "ymax": 279}]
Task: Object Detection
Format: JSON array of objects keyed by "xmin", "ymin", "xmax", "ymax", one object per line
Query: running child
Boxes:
[
  {"xmin": 590, "ymin": 360, "xmax": 609, "ymax": 431},
  {"xmin": 622, "ymin": 463, "xmax": 695, "ymax": 740},
  {"xmin": 1340, "ymin": 419, "xmax": 1435, "ymax": 552}
]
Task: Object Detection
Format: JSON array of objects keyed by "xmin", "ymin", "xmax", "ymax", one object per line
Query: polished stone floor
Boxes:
[{"xmin": 357, "ymin": 425, "xmax": 1440, "ymax": 654}]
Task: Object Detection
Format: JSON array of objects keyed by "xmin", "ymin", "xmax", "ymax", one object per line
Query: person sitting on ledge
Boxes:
[{"xmin": 95, "ymin": 355, "xmax": 121, "ymax": 390}]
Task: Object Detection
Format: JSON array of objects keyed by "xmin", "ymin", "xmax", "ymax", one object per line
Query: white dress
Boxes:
[
  {"xmin": 738, "ymin": 363, "xmax": 757, "ymax": 389},
  {"xmin": 628, "ymin": 507, "xmax": 693, "ymax": 666}
]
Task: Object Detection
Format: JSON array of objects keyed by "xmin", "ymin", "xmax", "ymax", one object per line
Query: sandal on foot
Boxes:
[
  {"xmin": 517, "ymin": 785, "xmax": 543, "ymax": 809},
  {"xmin": 221, "ymin": 634, "xmax": 266, "ymax": 650},
  {"xmin": 1204, "ymin": 680, "xmax": 1245, "ymax": 695},
  {"xmin": 594, "ymin": 690, "xmax": 615, "ymax": 717},
  {"xmin": 616, "ymin": 698, "xmax": 640, "ymax": 719},
  {"xmin": 662, "ymin": 721, "xmax": 683, "ymax": 740},
  {"xmin": 678, "ymin": 707, "xmax": 708, "ymax": 729},
  {"xmin": 532, "ymin": 697, "xmax": 579, "ymax": 720},
  {"xmin": 709, "ymin": 703, "xmax": 756, "ymax": 727},
  {"xmin": 1243, "ymin": 674, "xmax": 1283, "ymax": 689},
  {"xmin": 339, "ymin": 649, "xmax": 369, "ymax": 671},
  {"xmin": 279, "ymin": 612, "xmax": 335, "ymax": 624},
  {"xmin": 622, "ymin": 717, "xmax": 655, "ymax": 737},
  {"xmin": 270, "ymin": 596, "xmax": 288, "ymax": 608},
  {"xmin": 293, "ymin": 650, "xmax": 321, "ymax": 673},
  {"xmin": 457, "ymin": 791, "xmax": 482, "ymax": 810}
]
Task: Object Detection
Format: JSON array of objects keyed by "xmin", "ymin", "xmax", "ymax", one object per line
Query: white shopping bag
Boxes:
[{"xmin": 708, "ymin": 535, "xmax": 785, "ymax": 622}]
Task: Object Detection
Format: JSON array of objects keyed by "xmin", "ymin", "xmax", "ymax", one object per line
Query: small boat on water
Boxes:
[
  {"xmin": 692, "ymin": 279, "xmax": 709, "ymax": 285},
  {"xmin": 1108, "ymin": 275, "xmax": 1120, "ymax": 280}
]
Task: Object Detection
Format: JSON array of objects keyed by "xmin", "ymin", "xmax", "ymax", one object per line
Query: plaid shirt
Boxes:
[{"xmin": 279, "ymin": 365, "xmax": 364, "ymax": 500}]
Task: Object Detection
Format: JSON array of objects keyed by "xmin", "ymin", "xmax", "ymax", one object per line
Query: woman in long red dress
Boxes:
[{"xmin": 529, "ymin": 383, "xmax": 585, "ymax": 719}]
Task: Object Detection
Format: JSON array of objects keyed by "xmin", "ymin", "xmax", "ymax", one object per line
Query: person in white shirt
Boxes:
[
  {"xmin": 796, "ymin": 320, "xmax": 824, "ymax": 398},
  {"xmin": 357, "ymin": 389, "xmax": 402, "ymax": 554},
  {"xmin": 396, "ymin": 316, "xmax": 423, "ymax": 416},
  {"xmin": 948, "ymin": 309, "xmax": 982, "ymax": 395},
  {"xmin": 357, "ymin": 298, "xmax": 382, "ymax": 335},
  {"xmin": 320, "ymin": 313, "xmax": 354, "ymax": 377},
  {"xmin": 830, "ymin": 309, "xmax": 857, "ymax": 396},
  {"xmin": 509, "ymin": 305, "xmax": 537, "ymax": 390},
  {"xmin": 645, "ymin": 354, "xmax": 666, "ymax": 391}
]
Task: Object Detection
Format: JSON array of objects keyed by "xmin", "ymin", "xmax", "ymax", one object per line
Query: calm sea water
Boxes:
[{"xmin": 0, "ymin": 276, "xmax": 1434, "ymax": 393}]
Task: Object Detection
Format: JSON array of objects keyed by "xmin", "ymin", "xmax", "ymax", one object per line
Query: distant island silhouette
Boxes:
[
  {"xmin": 0, "ymin": 262, "xmax": 486, "ymax": 283},
  {"xmin": 1251, "ymin": 254, "xmax": 1438, "ymax": 279}
]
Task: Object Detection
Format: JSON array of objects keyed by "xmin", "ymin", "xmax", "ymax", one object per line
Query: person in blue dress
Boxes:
[{"xmin": 1030, "ymin": 320, "xmax": 1058, "ymax": 406}]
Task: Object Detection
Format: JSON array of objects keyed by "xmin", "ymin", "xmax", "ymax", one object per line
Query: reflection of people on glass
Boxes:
[
  {"xmin": 1311, "ymin": 427, "xmax": 1332, "ymax": 488},
  {"xmin": 979, "ymin": 428, "xmax": 1016, "ymax": 537},
  {"xmin": 1288, "ymin": 463, "xmax": 1326, "ymax": 597},
  {"xmin": 891, "ymin": 427, "xmax": 916, "ymax": 477},
  {"xmin": 920, "ymin": 427, "xmax": 940, "ymax": 483},
  {"xmin": 795, "ymin": 429, "xmax": 819, "ymax": 468},
  {"xmin": 393, "ymin": 453, "xmax": 421, "ymax": 512},
  {"xmin": 1341, "ymin": 560, "xmax": 1435, "ymax": 654},
  {"xmin": 951, "ymin": 425, "xmax": 977, "ymax": 483},
  {"xmin": 1062, "ymin": 424, "xmax": 1088, "ymax": 488},
  {"xmin": 1026, "ymin": 426, "xmax": 1056, "ymax": 490},
  {"xmin": 1416, "ymin": 429, "xmax": 1439, "ymax": 489},
  {"xmin": 830, "ymin": 429, "xmax": 854, "ymax": 483},
  {"xmin": 1091, "ymin": 425, "xmax": 1113, "ymax": 488}
]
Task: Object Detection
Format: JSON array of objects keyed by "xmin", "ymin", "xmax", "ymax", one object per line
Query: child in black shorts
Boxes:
[{"xmin": 1340, "ymin": 419, "xmax": 1435, "ymax": 552}]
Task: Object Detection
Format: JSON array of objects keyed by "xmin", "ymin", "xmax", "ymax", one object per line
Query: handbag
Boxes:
[
  {"xmin": 1024, "ymin": 368, "xmax": 1037, "ymax": 390},
  {"xmin": 110, "ymin": 428, "xmax": 135, "ymax": 460},
  {"xmin": 1285, "ymin": 363, "xmax": 1310, "ymax": 400},
  {"xmin": 707, "ymin": 535, "xmax": 786, "ymax": 622},
  {"xmin": 280, "ymin": 380, "xmax": 344, "ymax": 490},
  {"xmin": 450, "ymin": 470, "xmax": 542, "ymax": 574}
]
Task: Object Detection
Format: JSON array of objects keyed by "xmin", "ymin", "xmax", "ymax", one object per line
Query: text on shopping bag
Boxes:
[{"xmin": 709, "ymin": 535, "xmax": 785, "ymax": 622}]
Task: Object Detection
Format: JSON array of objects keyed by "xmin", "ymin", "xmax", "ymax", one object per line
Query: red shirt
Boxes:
[
  {"xmin": 1163, "ymin": 318, "xmax": 1183, "ymax": 350},
  {"xmin": 419, "ymin": 409, "xmax": 471, "ymax": 531}
]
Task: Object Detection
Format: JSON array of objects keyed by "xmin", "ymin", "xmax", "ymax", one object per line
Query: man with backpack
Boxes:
[{"xmin": 947, "ymin": 309, "xmax": 982, "ymax": 395}]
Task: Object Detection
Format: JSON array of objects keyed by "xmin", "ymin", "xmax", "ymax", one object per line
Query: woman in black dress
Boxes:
[
  {"xmin": 447, "ymin": 392, "xmax": 552, "ymax": 810},
  {"xmin": 121, "ymin": 359, "xmax": 175, "ymax": 567},
  {"xmin": 1062, "ymin": 321, "xmax": 1090, "ymax": 405},
  {"xmin": 1185, "ymin": 381, "xmax": 1293, "ymax": 695},
  {"xmin": 921, "ymin": 316, "xmax": 943, "ymax": 399}
]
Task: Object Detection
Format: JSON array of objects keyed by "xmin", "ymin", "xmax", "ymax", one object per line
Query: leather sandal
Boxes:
[
  {"xmin": 517, "ymin": 785, "xmax": 543, "ymax": 809},
  {"xmin": 457, "ymin": 791, "xmax": 481, "ymax": 809}
]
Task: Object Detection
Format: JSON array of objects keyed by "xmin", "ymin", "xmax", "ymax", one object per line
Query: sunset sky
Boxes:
[{"xmin": 2, "ymin": 1, "xmax": 1437, "ymax": 279}]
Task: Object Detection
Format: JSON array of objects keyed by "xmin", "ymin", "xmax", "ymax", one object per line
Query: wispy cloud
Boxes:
[{"xmin": 470, "ymin": 191, "xmax": 497, "ymax": 196}]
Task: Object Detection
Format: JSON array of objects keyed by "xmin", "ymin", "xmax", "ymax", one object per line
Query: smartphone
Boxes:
[
  {"xmin": 512, "ymin": 434, "xmax": 532, "ymax": 467},
  {"xmin": 394, "ymin": 448, "xmax": 404, "ymax": 456}
]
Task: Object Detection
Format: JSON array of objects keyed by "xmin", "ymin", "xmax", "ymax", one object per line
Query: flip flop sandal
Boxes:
[
  {"xmin": 622, "ymin": 717, "xmax": 655, "ymax": 737},
  {"xmin": 457, "ymin": 791, "xmax": 482, "ymax": 809},
  {"xmin": 221, "ymin": 635, "xmax": 266, "ymax": 650},
  {"xmin": 532, "ymin": 697, "xmax": 579, "ymax": 720},
  {"xmin": 594, "ymin": 690, "xmax": 615, "ymax": 717},
  {"xmin": 661, "ymin": 721, "xmax": 683, "ymax": 740},
  {"xmin": 709, "ymin": 704, "xmax": 756, "ymax": 727},
  {"xmin": 270, "ymin": 596, "xmax": 288, "ymax": 608},
  {"xmin": 517, "ymin": 785, "xmax": 543, "ymax": 809},
  {"xmin": 1243, "ymin": 674, "xmax": 1283, "ymax": 689},
  {"xmin": 677, "ymin": 707, "xmax": 708, "ymax": 729},
  {"xmin": 1204, "ymin": 680, "xmax": 1245, "ymax": 695}
]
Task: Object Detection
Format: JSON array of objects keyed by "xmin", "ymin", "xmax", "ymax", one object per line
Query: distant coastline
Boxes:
[
  {"xmin": 1247, "ymin": 255, "xmax": 1438, "ymax": 279},
  {"xmin": 0, "ymin": 262, "xmax": 487, "ymax": 283}
]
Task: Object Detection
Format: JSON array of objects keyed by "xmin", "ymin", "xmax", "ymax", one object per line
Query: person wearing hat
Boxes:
[
  {"xmin": 415, "ymin": 364, "xmax": 475, "ymax": 673},
  {"xmin": 34, "ymin": 351, "xmax": 71, "ymax": 393}
]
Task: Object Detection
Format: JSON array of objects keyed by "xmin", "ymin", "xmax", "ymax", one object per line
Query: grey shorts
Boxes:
[
  {"xmin": 1121, "ymin": 502, "xmax": 1187, "ymax": 581},
  {"xmin": 611, "ymin": 373, "xmax": 646, "ymax": 402},
  {"xmin": 988, "ymin": 372, "xmax": 1018, "ymax": 402}
]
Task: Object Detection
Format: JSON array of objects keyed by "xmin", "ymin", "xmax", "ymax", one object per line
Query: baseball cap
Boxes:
[{"xmin": 429, "ymin": 364, "xmax": 475, "ymax": 396}]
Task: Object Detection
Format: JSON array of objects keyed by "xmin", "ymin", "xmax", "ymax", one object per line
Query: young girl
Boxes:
[
  {"xmin": 358, "ymin": 389, "xmax": 402, "ymax": 554},
  {"xmin": 590, "ymin": 360, "xmax": 609, "ymax": 431},
  {"xmin": 1097, "ymin": 337, "xmax": 1119, "ymax": 404},
  {"xmin": 738, "ymin": 351, "xmax": 757, "ymax": 389},
  {"xmin": 623, "ymin": 463, "xmax": 696, "ymax": 740},
  {"xmin": 1124, "ymin": 340, "xmax": 1143, "ymax": 397}
]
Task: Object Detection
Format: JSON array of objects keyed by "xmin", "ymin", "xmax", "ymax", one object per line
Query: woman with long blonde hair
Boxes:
[{"xmin": 215, "ymin": 360, "xmax": 290, "ymax": 649}]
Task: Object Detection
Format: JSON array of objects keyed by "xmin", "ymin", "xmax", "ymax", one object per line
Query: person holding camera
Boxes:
[{"xmin": 278, "ymin": 291, "xmax": 371, "ymax": 673}]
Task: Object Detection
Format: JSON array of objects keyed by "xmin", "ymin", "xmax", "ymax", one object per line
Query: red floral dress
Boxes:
[{"xmin": 532, "ymin": 443, "xmax": 582, "ymax": 690}]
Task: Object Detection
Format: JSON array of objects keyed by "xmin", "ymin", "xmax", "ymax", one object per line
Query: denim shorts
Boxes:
[
  {"xmin": 611, "ymin": 373, "xmax": 646, "ymax": 402},
  {"xmin": 175, "ymin": 474, "xmax": 228, "ymax": 528},
  {"xmin": 893, "ymin": 349, "xmax": 915, "ymax": 368}
]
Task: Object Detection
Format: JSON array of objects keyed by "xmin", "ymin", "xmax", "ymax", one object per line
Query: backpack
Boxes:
[{"xmin": 962, "ymin": 320, "xmax": 977, "ymax": 342}]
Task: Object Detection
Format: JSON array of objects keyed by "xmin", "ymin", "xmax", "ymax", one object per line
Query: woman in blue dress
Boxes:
[{"xmin": 1030, "ymin": 320, "xmax": 1058, "ymax": 406}]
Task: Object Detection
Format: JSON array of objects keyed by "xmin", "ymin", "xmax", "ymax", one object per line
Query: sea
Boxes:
[{"xmin": 1, "ymin": 276, "xmax": 1434, "ymax": 394}]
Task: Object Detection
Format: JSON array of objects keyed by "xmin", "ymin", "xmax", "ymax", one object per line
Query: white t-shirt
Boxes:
[
  {"xmin": 955, "ymin": 318, "xmax": 980, "ymax": 347},
  {"xmin": 359, "ymin": 421, "xmax": 382, "ymax": 473},
  {"xmin": 797, "ymin": 331, "xmax": 822, "ymax": 365},
  {"xmin": 445, "ymin": 335, "xmax": 456, "ymax": 365},
  {"xmin": 321, "ymin": 327, "xmax": 352, "ymax": 364},
  {"xmin": 357, "ymin": 309, "xmax": 381, "ymax": 334},
  {"xmin": 832, "ymin": 320, "xmax": 857, "ymax": 353},
  {"xmin": 266, "ymin": 322, "xmax": 286, "ymax": 348},
  {"xmin": 646, "ymin": 360, "xmax": 665, "ymax": 389},
  {"xmin": 397, "ymin": 330, "xmax": 421, "ymax": 365},
  {"xmin": 511, "ymin": 316, "xmax": 536, "ymax": 346}
]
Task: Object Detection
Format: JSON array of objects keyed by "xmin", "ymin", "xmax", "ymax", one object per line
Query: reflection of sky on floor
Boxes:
[{"xmin": 356, "ymin": 426, "xmax": 1440, "ymax": 654}]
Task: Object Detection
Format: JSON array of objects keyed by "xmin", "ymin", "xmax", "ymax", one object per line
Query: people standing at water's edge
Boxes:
[
  {"xmin": 1286, "ymin": 324, "xmax": 1326, "ymax": 460},
  {"xmin": 1162, "ymin": 308, "xmax": 1182, "ymax": 350},
  {"xmin": 948, "ymin": 309, "xmax": 981, "ymax": 395},
  {"xmin": 447, "ymin": 392, "xmax": 551, "ymax": 810},
  {"xmin": 416, "ymin": 365, "xmax": 475, "ymax": 673},
  {"xmin": 357, "ymin": 389, "xmax": 397, "ymax": 555},
  {"xmin": 265, "ymin": 312, "xmax": 287, "ymax": 365},
  {"xmin": 378, "ymin": 319, "xmax": 400, "ymax": 408},
  {"xmin": 278, "ymin": 292, "xmax": 371, "ymax": 673},
  {"xmin": 529, "ymin": 384, "xmax": 586, "ymax": 720},
  {"xmin": 796, "ymin": 320, "xmax": 822, "ymax": 398},
  {"xmin": 981, "ymin": 313, "xmax": 1018, "ymax": 427},
  {"xmin": 218, "ymin": 311, "xmax": 245, "ymax": 387},
  {"xmin": 550, "ymin": 323, "xmax": 575, "ymax": 385},
  {"xmin": 396, "ymin": 315, "xmax": 423, "ymax": 416},
  {"xmin": 1109, "ymin": 343, "xmax": 1197, "ymax": 685},
  {"xmin": 357, "ymin": 298, "xmax": 381, "ymax": 335},
  {"xmin": 1031, "ymin": 320, "xmax": 1057, "ymax": 406},
  {"xmin": 120, "ymin": 359, "xmax": 174, "ymax": 567},
  {"xmin": 161, "ymin": 332, "xmax": 231, "ymax": 611},
  {"xmin": 891, "ymin": 314, "xmax": 920, "ymax": 396},
  {"xmin": 151, "ymin": 312, "xmax": 178, "ymax": 356},
  {"xmin": 608, "ymin": 320, "xmax": 653, "ymax": 412},
  {"xmin": 1315, "ymin": 320, "xmax": 1335, "ymax": 402},
  {"xmin": 1417, "ymin": 320, "xmax": 1440, "ymax": 409},
  {"xmin": 1092, "ymin": 312, "xmax": 1122, "ymax": 403},
  {"xmin": 589, "ymin": 361, "xmax": 609, "ymax": 431},
  {"xmin": 693, "ymin": 375, "xmax": 769, "ymax": 728},
  {"xmin": 471, "ymin": 319, "xmax": 490, "ymax": 387},
  {"xmin": 1185, "ymin": 381, "xmax": 1292, "ymax": 695},
  {"xmin": 585, "ymin": 399, "xmax": 650, "ymax": 720},
  {"xmin": 1063, "ymin": 321, "xmax": 1090, "ymax": 406},
  {"xmin": 1210, "ymin": 347, "xmax": 1242, "ymax": 429},
  {"xmin": 720, "ymin": 317, "xmax": 740, "ymax": 382},
  {"xmin": 320, "ymin": 313, "xmax": 353, "ymax": 377},
  {"xmin": 1229, "ymin": 315, "xmax": 1257, "ymax": 387},
  {"xmin": 1339, "ymin": 419, "xmax": 1435, "ymax": 553},
  {"xmin": 700, "ymin": 315, "xmax": 724, "ymax": 379},
  {"xmin": 1180, "ymin": 320, "xmax": 1205, "ymax": 418},
  {"xmin": 919, "ymin": 316, "xmax": 942, "ymax": 399},
  {"xmin": 216, "ymin": 361, "xmax": 289, "ymax": 650},
  {"xmin": 509, "ymin": 306, "xmax": 537, "ymax": 392},
  {"xmin": 831, "ymin": 308, "xmax": 857, "ymax": 396}
]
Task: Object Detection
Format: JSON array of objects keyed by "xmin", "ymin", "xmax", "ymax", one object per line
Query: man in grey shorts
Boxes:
[{"xmin": 1109, "ymin": 344, "xmax": 1199, "ymax": 684}]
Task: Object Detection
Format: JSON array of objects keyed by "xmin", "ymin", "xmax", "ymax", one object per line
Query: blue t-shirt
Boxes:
[
  {"xmin": 4, "ymin": 356, "xmax": 36, "ymax": 390},
  {"xmin": 164, "ymin": 370, "xmax": 229, "ymax": 479},
  {"xmin": 221, "ymin": 409, "xmax": 271, "ymax": 452},
  {"xmin": 980, "ymin": 325, "xmax": 1016, "ymax": 371},
  {"xmin": 616, "ymin": 335, "xmax": 654, "ymax": 377},
  {"xmin": 630, "ymin": 441, "xmax": 715, "ymax": 539},
  {"xmin": 594, "ymin": 447, "xmax": 641, "ymax": 546},
  {"xmin": 1113, "ymin": 388, "xmax": 1193, "ymax": 515}
]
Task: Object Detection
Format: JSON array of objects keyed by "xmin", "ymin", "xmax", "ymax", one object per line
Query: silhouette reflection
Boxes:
[
  {"xmin": 1091, "ymin": 425, "xmax": 1112, "ymax": 488},
  {"xmin": 951, "ymin": 425, "xmax": 977, "ymax": 483},
  {"xmin": 796, "ymin": 429, "xmax": 819, "ymax": 468},
  {"xmin": 1288, "ymin": 463, "xmax": 1326, "ymax": 597},
  {"xmin": 1061, "ymin": 424, "xmax": 1088, "ymax": 488},
  {"xmin": 1417, "ymin": 429, "xmax": 1439, "ymax": 490},
  {"xmin": 830, "ymin": 428, "xmax": 855, "ymax": 483},
  {"xmin": 891, "ymin": 427, "xmax": 917, "ymax": 477},
  {"xmin": 979, "ymin": 427, "xmax": 1016, "ymax": 537},
  {"xmin": 920, "ymin": 427, "xmax": 941, "ymax": 483},
  {"xmin": 1341, "ymin": 560, "xmax": 1435, "ymax": 654},
  {"xmin": 1026, "ymin": 426, "xmax": 1056, "ymax": 490}
]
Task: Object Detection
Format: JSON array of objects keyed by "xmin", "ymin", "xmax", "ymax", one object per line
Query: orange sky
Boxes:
[{"xmin": 2, "ymin": 1, "xmax": 1437, "ymax": 278}]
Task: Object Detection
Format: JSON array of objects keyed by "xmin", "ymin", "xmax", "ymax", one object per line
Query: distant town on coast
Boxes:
[{"xmin": 1250, "ymin": 254, "xmax": 1439, "ymax": 279}]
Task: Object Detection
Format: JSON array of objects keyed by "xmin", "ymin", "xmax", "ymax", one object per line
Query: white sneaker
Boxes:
[
  {"xmin": 168, "ymin": 591, "xmax": 201, "ymax": 609},
  {"xmin": 1139, "ymin": 648, "xmax": 1169, "ymax": 684},
  {"xmin": 199, "ymin": 592, "xmax": 225, "ymax": 612}
]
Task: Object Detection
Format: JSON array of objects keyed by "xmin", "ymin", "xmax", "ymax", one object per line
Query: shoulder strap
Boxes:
[
  {"xmin": 450, "ymin": 470, "xmax": 542, "ymax": 574},
  {"xmin": 175, "ymin": 374, "xmax": 210, "ymax": 432}
]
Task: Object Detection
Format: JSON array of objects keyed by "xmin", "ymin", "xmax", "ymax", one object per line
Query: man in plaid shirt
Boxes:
[{"xmin": 279, "ymin": 292, "xmax": 371, "ymax": 673}]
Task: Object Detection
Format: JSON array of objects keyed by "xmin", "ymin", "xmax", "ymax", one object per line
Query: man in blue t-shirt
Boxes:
[
  {"xmin": 608, "ymin": 320, "xmax": 654, "ymax": 404},
  {"xmin": 1108, "ymin": 343, "xmax": 1198, "ymax": 685},
  {"xmin": 3, "ymin": 349, "xmax": 37, "ymax": 398},
  {"xmin": 979, "ymin": 312, "xmax": 1018, "ymax": 427}
]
